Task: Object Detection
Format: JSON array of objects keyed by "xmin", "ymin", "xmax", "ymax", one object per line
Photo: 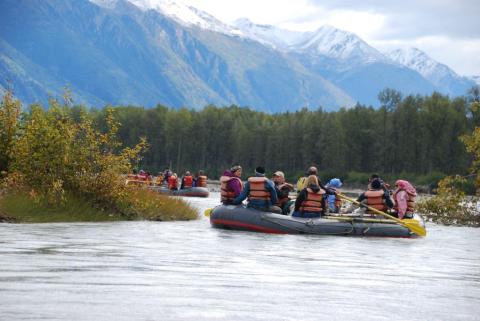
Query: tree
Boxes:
[{"xmin": 0, "ymin": 91, "xmax": 21, "ymax": 172}]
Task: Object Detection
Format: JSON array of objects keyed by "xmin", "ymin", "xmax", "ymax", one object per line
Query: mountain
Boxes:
[
  {"xmin": 0, "ymin": 0, "xmax": 475, "ymax": 110},
  {"xmin": 0, "ymin": 0, "xmax": 354, "ymax": 111},
  {"xmin": 388, "ymin": 48, "xmax": 476, "ymax": 96},
  {"xmin": 234, "ymin": 21, "xmax": 437, "ymax": 105}
]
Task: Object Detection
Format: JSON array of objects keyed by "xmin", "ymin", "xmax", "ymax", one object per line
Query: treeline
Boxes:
[{"xmin": 89, "ymin": 88, "xmax": 479, "ymax": 185}]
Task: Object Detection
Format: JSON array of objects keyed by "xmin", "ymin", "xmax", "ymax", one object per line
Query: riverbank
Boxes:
[{"xmin": 0, "ymin": 190, "xmax": 198, "ymax": 223}]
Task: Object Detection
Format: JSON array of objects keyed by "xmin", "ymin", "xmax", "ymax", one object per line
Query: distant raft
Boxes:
[
  {"xmin": 210, "ymin": 205, "xmax": 426, "ymax": 238},
  {"xmin": 150, "ymin": 186, "xmax": 209, "ymax": 198}
]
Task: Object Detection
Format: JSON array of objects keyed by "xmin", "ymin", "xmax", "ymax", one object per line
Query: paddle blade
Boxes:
[
  {"xmin": 403, "ymin": 219, "xmax": 427, "ymax": 237},
  {"xmin": 204, "ymin": 208, "xmax": 213, "ymax": 217}
]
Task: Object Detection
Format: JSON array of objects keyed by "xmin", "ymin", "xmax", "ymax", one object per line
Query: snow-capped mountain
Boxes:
[
  {"xmin": 233, "ymin": 18, "xmax": 311, "ymax": 49},
  {"xmin": 388, "ymin": 48, "xmax": 475, "ymax": 95},
  {"xmin": 294, "ymin": 25, "xmax": 386, "ymax": 63},
  {"xmin": 91, "ymin": 0, "xmax": 241, "ymax": 35}
]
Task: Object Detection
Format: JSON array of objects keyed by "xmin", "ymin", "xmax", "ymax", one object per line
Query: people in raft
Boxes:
[
  {"xmin": 193, "ymin": 170, "xmax": 208, "ymax": 188},
  {"xmin": 220, "ymin": 165, "xmax": 244, "ymax": 204},
  {"xmin": 272, "ymin": 171, "xmax": 294, "ymax": 215},
  {"xmin": 325, "ymin": 178, "xmax": 343, "ymax": 213},
  {"xmin": 368, "ymin": 173, "xmax": 391, "ymax": 195},
  {"xmin": 392, "ymin": 180, "xmax": 417, "ymax": 219},
  {"xmin": 180, "ymin": 171, "xmax": 194, "ymax": 189},
  {"xmin": 233, "ymin": 166, "xmax": 283, "ymax": 214},
  {"xmin": 168, "ymin": 172, "xmax": 179, "ymax": 190},
  {"xmin": 163, "ymin": 168, "xmax": 173, "ymax": 184},
  {"xmin": 293, "ymin": 175, "xmax": 336, "ymax": 218},
  {"xmin": 296, "ymin": 166, "xmax": 318, "ymax": 192},
  {"xmin": 356, "ymin": 178, "xmax": 394, "ymax": 215}
]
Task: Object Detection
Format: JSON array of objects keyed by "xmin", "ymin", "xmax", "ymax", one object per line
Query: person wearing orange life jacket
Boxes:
[
  {"xmin": 168, "ymin": 173, "xmax": 178, "ymax": 190},
  {"xmin": 356, "ymin": 178, "xmax": 394, "ymax": 214},
  {"xmin": 293, "ymin": 175, "xmax": 335, "ymax": 218},
  {"xmin": 180, "ymin": 171, "xmax": 194, "ymax": 189},
  {"xmin": 193, "ymin": 170, "xmax": 207, "ymax": 188},
  {"xmin": 272, "ymin": 171, "xmax": 294, "ymax": 215},
  {"xmin": 393, "ymin": 179, "xmax": 417, "ymax": 219},
  {"xmin": 233, "ymin": 166, "xmax": 282, "ymax": 214},
  {"xmin": 219, "ymin": 165, "xmax": 244, "ymax": 205}
]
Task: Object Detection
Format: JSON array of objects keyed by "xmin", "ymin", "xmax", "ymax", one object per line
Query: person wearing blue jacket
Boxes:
[
  {"xmin": 325, "ymin": 178, "xmax": 343, "ymax": 213},
  {"xmin": 233, "ymin": 166, "xmax": 282, "ymax": 214}
]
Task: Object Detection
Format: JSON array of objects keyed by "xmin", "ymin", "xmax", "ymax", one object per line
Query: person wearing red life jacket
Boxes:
[
  {"xmin": 233, "ymin": 166, "xmax": 282, "ymax": 214},
  {"xmin": 357, "ymin": 178, "xmax": 394, "ymax": 214},
  {"xmin": 219, "ymin": 165, "xmax": 244, "ymax": 205},
  {"xmin": 180, "ymin": 171, "xmax": 194, "ymax": 189},
  {"xmin": 393, "ymin": 179, "xmax": 417, "ymax": 219},
  {"xmin": 168, "ymin": 173, "xmax": 178, "ymax": 190}
]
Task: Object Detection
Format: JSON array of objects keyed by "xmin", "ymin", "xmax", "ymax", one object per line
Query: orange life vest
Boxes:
[
  {"xmin": 220, "ymin": 176, "xmax": 243, "ymax": 203},
  {"xmin": 393, "ymin": 189, "xmax": 416, "ymax": 214},
  {"xmin": 168, "ymin": 175, "xmax": 178, "ymax": 190},
  {"xmin": 183, "ymin": 175, "xmax": 193, "ymax": 188},
  {"xmin": 300, "ymin": 188, "xmax": 325, "ymax": 213},
  {"xmin": 247, "ymin": 177, "xmax": 271, "ymax": 201},
  {"xmin": 364, "ymin": 189, "xmax": 388, "ymax": 213},
  {"xmin": 196, "ymin": 175, "xmax": 207, "ymax": 188}
]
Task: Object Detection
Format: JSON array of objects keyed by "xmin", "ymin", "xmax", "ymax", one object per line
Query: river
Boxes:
[{"xmin": 1, "ymin": 192, "xmax": 479, "ymax": 321}]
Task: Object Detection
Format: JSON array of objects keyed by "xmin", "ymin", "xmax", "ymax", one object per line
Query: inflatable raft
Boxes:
[
  {"xmin": 150, "ymin": 186, "xmax": 209, "ymax": 198},
  {"xmin": 210, "ymin": 205, "xmax": 426, "ymax": 237}
]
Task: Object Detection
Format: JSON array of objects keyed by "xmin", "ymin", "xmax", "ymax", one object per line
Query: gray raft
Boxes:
[
  {"xmin": 210, "ymin": 205, "xmax": 425, "ymax": 237},
  {"xmin": 149, "ymin": 186, "xmax": 209, "ymax": 197}
]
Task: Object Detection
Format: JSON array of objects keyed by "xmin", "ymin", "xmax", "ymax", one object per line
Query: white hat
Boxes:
[{"xmin": 273, "ymin": 171, "xmax": 285, "ymax": 178}]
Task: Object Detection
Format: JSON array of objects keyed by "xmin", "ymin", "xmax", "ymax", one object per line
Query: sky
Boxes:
[{"xmin": 179, "ymin": 0, "xmax": 480, "ymax": 76}]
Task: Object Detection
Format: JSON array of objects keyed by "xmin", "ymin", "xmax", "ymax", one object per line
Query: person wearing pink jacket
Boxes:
[{"xmin": 393, "ymin": 180, "xmax": 417, "ymax": 219}]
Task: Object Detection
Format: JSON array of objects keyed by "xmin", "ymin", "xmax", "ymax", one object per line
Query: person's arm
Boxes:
[
  {"xmin": 267, "ymin": 181, "xmax": 278, "ymax": 205},
  {"xmin": 395, "ymin": 190, "xmax": 407, "ymax": 217},
  {"xmin": 357, "ymin": 193, "xmax": 366, "ymax": 202},
  {"xmin": 295, "ymin": 190, "xmax": 306, "ymax": 211},
  {"xmin": 233, "ymin": 182, "xmax": 249, "ymax": 205}
]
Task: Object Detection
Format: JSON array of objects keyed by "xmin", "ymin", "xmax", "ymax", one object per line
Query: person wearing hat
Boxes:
[
  {"xmin": 180, "ymin": 170, "xmax": 194, "ymax": 189},
  {"xmin": 356, "ymin": 178, "xmax": 394, "ymax": 215},
  {"xmin": 233, "ymin": 166, "xmax": 282, "ymax": 214},
  {"xmin": 272, "ymin": 171, "xmax": 294, "ymax": 215},
  {"xmin": 219, "ymin": 165, "xmax": 244, "ymax": 204}
]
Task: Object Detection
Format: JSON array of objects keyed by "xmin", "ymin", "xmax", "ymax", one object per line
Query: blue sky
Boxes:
[{"xmin": 181, "ymin": 0, "xmax": 480, "ymax": 76}]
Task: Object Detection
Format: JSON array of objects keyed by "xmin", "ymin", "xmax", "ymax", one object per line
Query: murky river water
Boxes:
[{"xmin": 1, "ymin": 192, "xmax": 479, "ymax": 321}]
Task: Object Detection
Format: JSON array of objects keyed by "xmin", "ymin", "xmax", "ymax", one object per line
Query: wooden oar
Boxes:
[{"xmin": 337, "ymin": 193, "xmax": 426, "ymax": 237}]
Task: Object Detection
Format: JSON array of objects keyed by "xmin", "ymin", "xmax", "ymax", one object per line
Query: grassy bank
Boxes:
[{"xmin": 0, "ymin": 190, "xmax": 198, "ymax": 223}]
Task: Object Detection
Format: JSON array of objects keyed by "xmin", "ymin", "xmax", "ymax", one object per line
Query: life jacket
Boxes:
[
  {"xmin": 183, "ymin": 175, "xmax": 193, "ymax": 188},
  {"xmin": 299, "ymin": 188, "xmax": 325, "ymax": 213},
  {"xmin": 196, "ymin": 175, "xmax": 207, "ymax": 188},
  {"xmin": 393, "ymin": 189, "xmax": 416, "ymax": 214},
  {"xmin": 168, "ymin": 175, "xmax": 178, "ymax": 190},
  {"xmin": 247, "ymin": 177, "xmax": 271, "ymax": 201},
  {"xmin": 275, "ymin": 183, "xmax": 293, "ymax": 207},
  {"xmin": 364, "ymin": 189, "xmax": 388, "ymax": 213},
  {"xmin": 155, "ymin": 175, "xmax": 164, "ymax": 185},
  {"xmin": 220, "ymin": 176, "xmax": 243, "ymax": 203}
]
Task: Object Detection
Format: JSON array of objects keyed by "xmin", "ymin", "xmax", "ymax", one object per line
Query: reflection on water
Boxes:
[{"xmin": 1, "ymin": 192, "xmax": 479, "ymax": 321}]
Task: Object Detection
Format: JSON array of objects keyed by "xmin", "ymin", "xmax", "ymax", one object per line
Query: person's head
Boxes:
[
  {"xmin": 230, "ymin": 165, "xmax": 242, "ymax": 177},
  {"xmin": 255, "ymin": 166, "xmax": 266, "ymax": 176},
  {"xmin": 139, "ymin": 169, "xmax": 145, "ymax": 175},
  {"xmin": 306, "ymin": 175, "xmax": 319, "ymax": 187},
  {"xmin": 328, "ymin": 178, "xmax": 342, "ymax": 188},
  {"xmin": 369, "ymin": 173, "xmax": 380, "ymax": 182},
  {"xmin": 307, "ymin": 166, "xmax": 318, "ymax": 176},
  {"xmin": 185, "ymin": 171, "xmax": 191, "ymax": 176},
  {"xmin": 272, "ymin": 171, "xmax": 285, "ymax": 184},
  {"xmin": 371, "ymin": 178, "xmax": 382, "ymax": 190},
  {"xmin": 198, "ymin": 170, "xmax": 204, "ymax": 176}
]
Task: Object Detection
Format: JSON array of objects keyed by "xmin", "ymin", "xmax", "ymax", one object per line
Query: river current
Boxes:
[{"xmin": 1, "ymin": 192, "xmax": 479, "ymax": 321}]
